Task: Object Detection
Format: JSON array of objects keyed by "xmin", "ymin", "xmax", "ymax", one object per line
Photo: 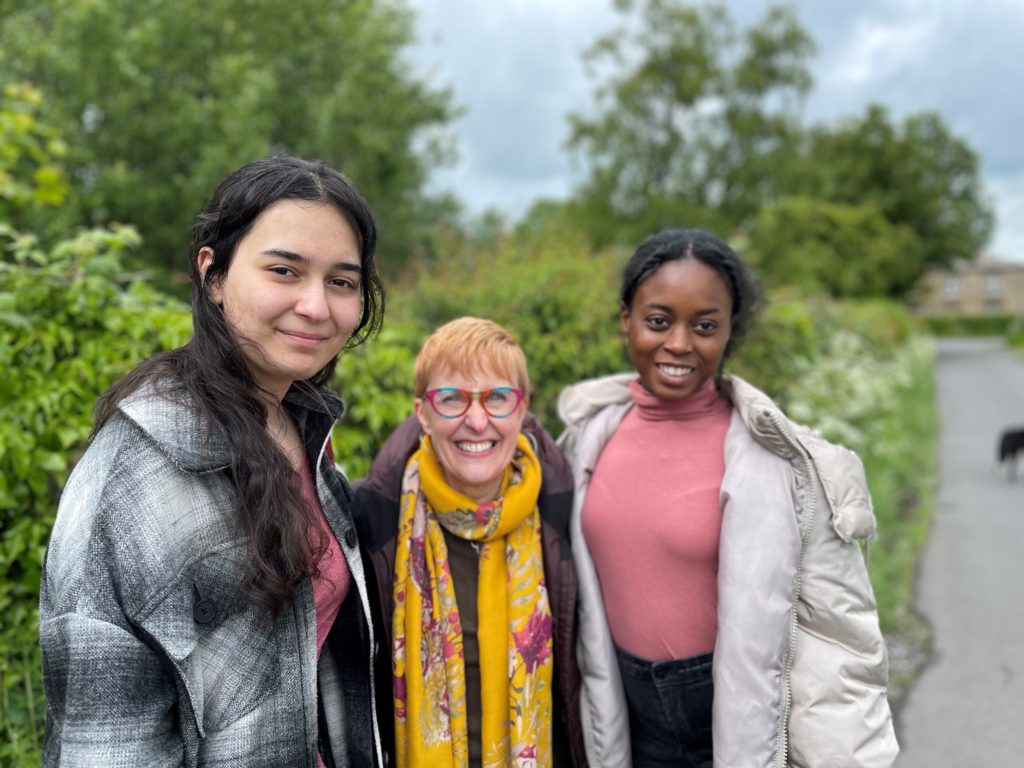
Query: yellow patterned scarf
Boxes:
[{"xmin": 392, "ymin": 433, "xmax": 553, "ymax": 768}]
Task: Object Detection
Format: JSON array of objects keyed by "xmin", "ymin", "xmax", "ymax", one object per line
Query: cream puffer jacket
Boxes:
[{"xmin": 558, "ymin": 373, "xmax": 898, "ymax": 768}]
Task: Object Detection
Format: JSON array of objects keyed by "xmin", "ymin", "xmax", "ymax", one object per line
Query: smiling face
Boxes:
[
  {"xmin": 621, "ymin": 257, "xmax": 734, "ymax": 402},
  {"xmin": 200, "ymin": 199, "xmax": 363, "ymax": 400},
  {"xmin": 415, "ymin": 366, "xmax": 528, "ymax": 504}
]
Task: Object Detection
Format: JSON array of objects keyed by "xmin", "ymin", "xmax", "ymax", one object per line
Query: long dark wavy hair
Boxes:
[
  {"xmin": 94, "ymin": 155, "xmax": 384, "ymax": 614},
  {"xmin": 620, "ymin": 228, "xmax": 762, "ymax": 365}
]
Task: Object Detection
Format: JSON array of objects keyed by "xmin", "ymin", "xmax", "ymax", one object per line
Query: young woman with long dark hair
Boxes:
[{"xmin": 40, "ymin": 156, "xmax": 386, "ymax": 767}]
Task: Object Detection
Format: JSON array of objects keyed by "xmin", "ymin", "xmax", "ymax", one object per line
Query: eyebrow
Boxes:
[
  {"xmin": 261, "ymin": 248, "xmax": 361, "ymax": 273},
  {"xmin": 645, "ymin": 302, "xmax": 723, "ymax": 316}
]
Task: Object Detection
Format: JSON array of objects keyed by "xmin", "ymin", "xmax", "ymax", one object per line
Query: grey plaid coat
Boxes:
[{"xmin": 40, "ymin": 383, "xmax": 383, "ymax": 767}]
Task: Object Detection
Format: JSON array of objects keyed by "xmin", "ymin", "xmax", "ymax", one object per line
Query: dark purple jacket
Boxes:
[{"xmin": 351, "ymin": 413, "xmax": 587, "ymax": 768}]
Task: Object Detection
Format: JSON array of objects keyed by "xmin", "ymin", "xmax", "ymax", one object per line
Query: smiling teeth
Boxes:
[
  {"xmin": 457, "ymin": 441, "xmax": 496, "ymax": 453},
  {"xmin": 658, "ymin": 364, "xmax": 694, "ymax": 376}
]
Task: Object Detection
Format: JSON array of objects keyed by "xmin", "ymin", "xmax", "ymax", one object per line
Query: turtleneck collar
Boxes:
[{"xmin": 629, "ymin": 376, "xmax": 727, "ymax": 421}]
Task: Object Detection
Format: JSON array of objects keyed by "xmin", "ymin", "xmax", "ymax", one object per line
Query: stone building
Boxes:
[{"xmin": 913, "ymin": 256, "xmax": 1024, "ymax": 316}]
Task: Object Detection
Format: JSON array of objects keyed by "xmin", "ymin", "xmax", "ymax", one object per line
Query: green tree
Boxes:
[
  {"xmin": 0, "ymin": 0, "xmax": 457, "ymax": 275},
  {"xmin": 744, "ymin": 196, "xmax": 921, "ymax": 297},
  {"xmin": 563, "ymin": 2, "xmax": 993, "ymax": 295},
  {"xmin": 801, "ymin": 104, "xmax": 994, "ymax": 273},
  {"xmin": 566, "ymin": 0, "xmax": 814, "ymax": 245},
  {"xmin": 0, "ymin": 82, "xmax": 69, "ymax": 234}
]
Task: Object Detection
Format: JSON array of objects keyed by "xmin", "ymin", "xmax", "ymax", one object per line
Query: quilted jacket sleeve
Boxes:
[{"xmin": 788, "ymin": 433, "xmax": 898, "ymax": 767}]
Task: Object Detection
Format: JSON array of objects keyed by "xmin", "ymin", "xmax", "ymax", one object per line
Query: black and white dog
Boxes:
[{"xmin": 997, "ymin": 427, "xmax": 1024, "ymax": 479}]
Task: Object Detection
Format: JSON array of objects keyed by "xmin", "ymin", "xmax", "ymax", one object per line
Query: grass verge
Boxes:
[{"xmin": 863, "ymin": 341, "xmax": 938, "ymax": 704}]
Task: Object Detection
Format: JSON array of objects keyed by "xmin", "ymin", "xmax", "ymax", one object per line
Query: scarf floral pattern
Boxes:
[{"xmin": 392, "ymin": 433, "xmax": 553, "ymax": 767}]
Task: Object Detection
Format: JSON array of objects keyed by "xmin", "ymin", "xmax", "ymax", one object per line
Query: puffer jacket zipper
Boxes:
[{"xmin": 768, "ymin": 412, "xmax": 818, "ymax": 768}]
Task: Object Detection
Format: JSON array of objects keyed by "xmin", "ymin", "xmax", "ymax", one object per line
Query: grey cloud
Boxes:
[{"xmin": 408, "ymin": 0, "xmax": 1024, "ymax": 258}]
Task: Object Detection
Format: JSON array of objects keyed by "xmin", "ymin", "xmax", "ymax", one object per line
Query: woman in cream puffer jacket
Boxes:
[{"xmin": 558, "ymin": 228, "xmax": 898, "ymax": 768}]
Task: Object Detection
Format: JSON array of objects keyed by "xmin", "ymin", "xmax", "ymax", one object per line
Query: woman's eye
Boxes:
[
  {"xmin": 330, "ymin": 277, "xmax": 357, "ymax": 290},
  {"xmin": 269, "ymin": 266, "xmax": 295, "ymax": 277},
  {"xmin": 646, "ymin": 316, "xmax": 669, "ymax": 328},
  {"xmin": 695, "ymin": 320, "xmax": 718, "ymax": 333}
]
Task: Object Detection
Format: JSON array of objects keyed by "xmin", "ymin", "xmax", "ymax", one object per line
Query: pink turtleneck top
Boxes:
[{"xmin": 582, "ymin": 377, "xmax": 731, "ymax": 661}]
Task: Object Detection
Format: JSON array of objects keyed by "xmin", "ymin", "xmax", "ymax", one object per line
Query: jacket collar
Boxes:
[
  {"xmin": 559, "ymin": 371, "xmax": 876, "ymax": 539},
  {"xmin": 559, "ymin": 371, "xmax": 803, "ymax": 459},
  {"xmin": 118, "ymin": 381, "xmax": 345, "ymax": 473},
  {"xmin": 720, "ymin": 375, "xmax": 877, "ymax": 540},
  {"xmin": 556, "ymin": 372, "xmax": 635, "ymax": 430},
  {"xmin": 716, "ymin": 375, "xmax": 802, "ymax": 460}
]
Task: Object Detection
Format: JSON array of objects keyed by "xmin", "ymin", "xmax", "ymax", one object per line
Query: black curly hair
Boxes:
[{"xmin": 620, "ymin": 228, "xmax": 762, "ymax": 363}]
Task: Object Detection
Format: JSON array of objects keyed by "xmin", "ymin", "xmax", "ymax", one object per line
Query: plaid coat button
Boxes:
[
  {"xmin": 344, "ymin": 528, "xmax": 358, "ymax": 548},
  {"xmin": 193, "ymin": 599, "xmax": 216, "ymax": 624}
]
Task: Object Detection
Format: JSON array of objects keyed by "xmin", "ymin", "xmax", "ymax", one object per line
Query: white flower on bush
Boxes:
[{"xmin": 788, "ymin": 331, "xmax": 933, "ymax": 460}]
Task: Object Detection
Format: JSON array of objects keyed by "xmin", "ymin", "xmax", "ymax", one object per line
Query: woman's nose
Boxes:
[
  {"xmin": 664, "ymin": 324, "xmax": 692, "ymax": 354},
  {"xmin": 295, "ymin": 283, "xmax": 330, "ymax": 322},
  {"xmin": 462, "ymin": 399, "xmax": 490, "ymax": 431}
]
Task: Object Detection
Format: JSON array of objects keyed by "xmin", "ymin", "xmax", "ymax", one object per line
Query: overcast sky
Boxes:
[{"xmin": 406, "ymin": 0, "xmax": 1024, "ymax": 262}]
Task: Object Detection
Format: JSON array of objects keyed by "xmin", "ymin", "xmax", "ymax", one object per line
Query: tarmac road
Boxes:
[{"xmin": 895, "ymin": 338, "xmax": 1024, "ymax": 766}]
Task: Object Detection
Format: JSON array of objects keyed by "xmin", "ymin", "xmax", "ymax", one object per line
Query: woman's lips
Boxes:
[
  {"xmin": 454, "ymin": 439, "xmax": 498, "ymax": 454},
  {"xmin": 279, "ymin": 329, "xmax": 329, "ymax": 346}
]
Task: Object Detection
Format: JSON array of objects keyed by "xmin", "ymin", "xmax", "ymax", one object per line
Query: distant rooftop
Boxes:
[{"xmin": 937, "ymin": 255, "xmax": 1024, "ymax": 273}]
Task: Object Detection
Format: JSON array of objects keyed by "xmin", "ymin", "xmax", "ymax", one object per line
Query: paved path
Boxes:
[{"xmin": 896, "ymin": 338, "xmax": 1024, "ymax": 766}]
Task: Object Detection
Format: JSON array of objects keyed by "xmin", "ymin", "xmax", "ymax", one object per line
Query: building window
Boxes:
[
  {"xmin": 985, "ymin": 274, "xmax": 1002, "ymax": 297},
  {"xmin": 944, "ymin": 276, "xmax": 962, "ymax": 299}
]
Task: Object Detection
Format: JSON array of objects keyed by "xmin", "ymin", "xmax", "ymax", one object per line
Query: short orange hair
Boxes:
[{"xmin": 413, "ymin": 317, "xmax": 530, "ymax": 398}]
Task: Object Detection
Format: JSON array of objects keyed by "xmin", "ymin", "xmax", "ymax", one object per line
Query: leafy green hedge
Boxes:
[
  {"xmin": 330, "ymin": 321, "xmax": 420, "ymax": 479},
  {"xmin": 388, "ymin": 229, "xmax": 629, "ymax": 430},
  {"xmin": 0, "ymin": 226, "xmax": 191, "ymax": 763},
  {"xmin": 1008, "ymin": 327, "xmax": 1024, "ymax": 350},
  {"xmin": 924, "ymin": 313, "xmax": 1022, "ymax": 337}
]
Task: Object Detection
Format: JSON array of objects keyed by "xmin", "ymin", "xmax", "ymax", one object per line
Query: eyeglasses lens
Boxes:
[
  {"xmin": 433, "ymin": 390, "xmax": 469, "ymax": 418},
  {"xmin": 482, "ymin": 389, "xmax": 517, "ymax": 417},
  {"xmin": 430, "ymin": 388, "xmax": 520, "ymax": 418}
]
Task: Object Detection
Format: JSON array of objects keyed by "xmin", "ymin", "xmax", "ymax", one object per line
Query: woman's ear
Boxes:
[
  {"xmin": 413, "ymin": 398, "xmax": 431, "ymax": 436},
  {"xmin": 620, "ymin": 306, "xmax": 632, "ymax": 336},
  {"xmin": 197, "ymin": 247, "xmax": 222, "ymax": 304}
]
